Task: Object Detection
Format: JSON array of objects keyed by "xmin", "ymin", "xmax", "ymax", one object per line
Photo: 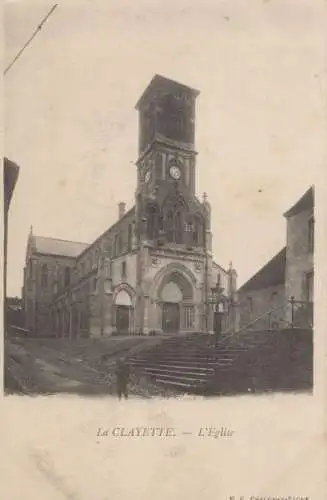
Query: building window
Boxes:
[
  {"xmin": 28, "ymin": 259, "xmax": 33, "ymax": 278},
  {"xmin": 166, "ymin": 210, "xmax": 174, "ymax": 242},
  {"xmin": 308, "ymin": 216, "xmax": 314, "ymax": 253},
  {"xmin": 114, "ymin": 234, "xmax": 119, "ymax": 256},
  {"xmin": 64, "ymin": 267, "xmax": 71, "ymax": 288},
  {"xmin": 146, "ymin": 204, "xmax": 158, "ymax": 240},
  {"xmin": 41, "ymin": 264, "xmax": 48, "ymax": 288},
  {"xmin": 247, "ymin": 297, "xmax": 253, "ymax": 313},
  {"xmin": 304, "ymin": 271, "xmax": 314, "ymax": 302},
  {"xmin": 92, "ymin": 277, "xmax": 97, "ymax": 292},
  {"xmin": 271, "ymin": 292, "xmax": 278, "ymax": 307},
  {"xmin": 118, "ymin": 234, "xmax": 123, "ymax": 254},
  {"xmin": 121, "ymin": 261, "xmax": 127, "ymax": 279},
  {"xmin": 127, "ymin": 224, "xmax": 132, "ymax": 251},
  {"xmin": 184, "ymin": 306, "xmax": 194, "ymax": 329},
  {"xmin": 175, "ymin": 210, "xmax": 183, "ymax": 243},
  {"xmin": 80, "ymin": 310, "xmax": 88, "ymax": 330},
  {"xmin": 184, "ymin": 222, "xmax": 193, "ymax": 232},
  {"xmin": 163, "ymin": 197, "xmax": 187, "ymax": 244}
]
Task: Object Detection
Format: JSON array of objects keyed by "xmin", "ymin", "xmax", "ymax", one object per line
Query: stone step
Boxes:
[
  {"xmin": 151, "ymin": 373, "xmax": 207, "ymax": 384},
  {"xmin": 130, "ymin": 354, "xmax": 240, "ymax": 365},
  {"xmin": 132, "ymin": 353, "xmax": 219, "ymax": 363},
  {"xmin": 130, "ymin": 357, "xmax": 235, "ymax": 369},
  {"xmin": 129, "ymin": 358, "xmax": 221, "ymax": 367},
  {"xmin": 154, "ymin": 379, "xmax": 198, "ymax": 390},
  {"xmin": 130, "ymin": 361, "xmax": 215, "ymax": 371},
  {"xmin": 143, "ymin": 367, "xmax": 213, "ymax": 378}
]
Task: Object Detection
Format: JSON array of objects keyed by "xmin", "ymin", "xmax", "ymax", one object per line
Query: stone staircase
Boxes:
[{"xmin": 128, "ymin": 328, "xmax": 313, "ymax": 395}]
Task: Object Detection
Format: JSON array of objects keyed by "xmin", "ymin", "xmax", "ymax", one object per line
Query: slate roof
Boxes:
[
  {"xmin": 77, "ymin": 205, "xmax": 136, "ymax": 259},
  {"xmin": 33, "ymin": 236, "xmax": 89, "ymax": 258},
  {"xmin": 238, "ymin": 247, "xmax": 286, "ymax": 292},
  {"xmin": 284, "ymin": 186, "xmax": 314, "ymax": 218}
]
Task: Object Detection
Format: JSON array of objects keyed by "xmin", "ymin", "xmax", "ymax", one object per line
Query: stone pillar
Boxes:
[
  {"xmin": 103, "ymin": 292, "xmax": 113, "ymax": 335},
  {"xmin": 134, "ymin": 289, "xmax": 143, "ymax": 335},
  {"xmin": 207, "ymin": 303, "xmax": 214, "ymax": 334},
  {"xmin": 69, "ymin": 306, "xmax": 73, "ymax": 339},
  {"xmin": 89, "ymin": 293, "xmax": 102, "ymax": 337},
  {"xmin": 155, "ymin": 301, "xmax": 163, "ymax": 334},
  {"xmin": 227, "ymin": 262, "xmax": 238, "ymax": 296},
  {"xmin": 100, "ymin": 253, "xmax": 113, "ymax": 336},
  {"xmin": 132, "ymin": 221, "xmax": 138, "ymax": 250},
  {"xmin": 31, "ymin": 257, "xmax": 38, "ymax": 334},
  {"xmin": 135, "ymin": 242, "xmax": 150, "ymax": 334},
  {"xmin": 143, "ymin": 295, "xmax": 150, "ymax": 335}
]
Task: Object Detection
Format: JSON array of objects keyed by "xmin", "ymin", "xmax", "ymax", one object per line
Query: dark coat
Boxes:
[{"xmin": 116, "ymin": 360, "xmax": 130, "ymax": 384}]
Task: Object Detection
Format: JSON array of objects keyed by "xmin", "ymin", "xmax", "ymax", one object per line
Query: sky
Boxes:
[{"xmin": 4, "ymin": 0, "xmax": 326, "ymax": 297}]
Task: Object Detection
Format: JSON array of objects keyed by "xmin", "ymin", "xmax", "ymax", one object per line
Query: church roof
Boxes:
[
  {"xmin": 77, "ymin": 205, "xmax": 136, "ymax": 260},
  {"xmin": 238, "ymin": 247, "xmax": 286, "ymax": 292},
  {"xmin": 283, "ymin": 186, "xmax": 314, "ymax": 218},
  {"xmin": 135, "ymin": 74, "xmax": 200, "ymax": 110},
  {"xmin": 33, "ymin": 235, "xmax": 89, "ymax": 258}
]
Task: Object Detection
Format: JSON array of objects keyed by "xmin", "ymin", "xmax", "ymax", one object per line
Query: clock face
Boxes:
[
  {"xmin": 144, "ymin": 170, "xmax": 151, "ymax": 184},
  {"xmin": 169, "ymin": 165, "xmax": 181, "ymax": 180}
]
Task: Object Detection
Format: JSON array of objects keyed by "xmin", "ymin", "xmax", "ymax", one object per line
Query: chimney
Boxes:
[{"xmin": 118, "ymin": 202, "xmax": 126, "ymax": 219}]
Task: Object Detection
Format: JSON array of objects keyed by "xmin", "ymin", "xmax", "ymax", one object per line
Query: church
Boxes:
[{"xmin": 22, "ymin": 75, "xmax": 238, "ymax": 338}]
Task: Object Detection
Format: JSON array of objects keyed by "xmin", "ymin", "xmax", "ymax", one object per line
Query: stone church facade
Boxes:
[{"xmin": 22, "ymin": 75, "xmax": 237, "ymax": 338}]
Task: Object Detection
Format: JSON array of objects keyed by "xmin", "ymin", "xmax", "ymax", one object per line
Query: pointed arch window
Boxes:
[
  {"xmin": 114, "ymin": 234, "xmax": 119, "ymax": 257},
  {"xmin": 175, "ymin": 209, "xmax": 183, "ymax": 243},
  {"xmin": 193, "ymin": 215, "xmax": 204, "ymax": 246},
  {"xmin": 146, "ymin": 204, "xmax": 158, "ymax": 240},
  {"xmin": 28, "ymin": 259, "xmax": 33, "ymax": 279},
  {"xmin": 166, "ymin": 210, "xmax": 174, "ymax": 242},
  {"xmin": 41, "ymin": 263, "xmax": 48, "ymax": 288},
  {"xmin": 127, "ymin": 224, "xmax": 132, "ymax": 251},
  {"xmin": 118, "ymin": 234, "xmax": 123, "ymax": 254},
  {"xmin": 163, "ymin": 196, "xmax": 187, "ymax": 244},
  {"xmin": 64, "ymin": 267, "xmax": 71, "ymax": 288}
]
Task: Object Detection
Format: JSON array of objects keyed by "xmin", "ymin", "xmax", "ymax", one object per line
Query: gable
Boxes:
[
  {"xmin": 239, "ymin": 247, "xmax": 286, "ymax": 292},
  {"xmin": 284, "ymin": 186, "xmax": 314, "ymax": 218}
]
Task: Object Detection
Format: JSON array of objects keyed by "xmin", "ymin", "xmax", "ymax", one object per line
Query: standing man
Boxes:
[{"xmin": 115, "ymin": 357, "xmax": 130, "ymax": 400}]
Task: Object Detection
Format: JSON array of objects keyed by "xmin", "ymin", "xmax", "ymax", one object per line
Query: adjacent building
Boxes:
[
  {"xmin": 4, "ymin": 158, "xmax": 20, "ymax": 333},
  {"xmin": 23, "ymin": 75, "xmax": 237, "ymax": 338},
  {"xmin": 238, "ymin": 186, "xmax": 314, "ymax": 330}
]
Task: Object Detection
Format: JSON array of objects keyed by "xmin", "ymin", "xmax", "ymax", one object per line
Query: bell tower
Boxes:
[{"xmin": 135, "ymin": 75, "xmax": 200, "ymax": 196}]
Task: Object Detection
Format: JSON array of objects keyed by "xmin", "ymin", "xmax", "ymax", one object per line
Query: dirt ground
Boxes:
[{"xmin": 4, "ymin": 335, "xmax": 181, "ymax": 399}]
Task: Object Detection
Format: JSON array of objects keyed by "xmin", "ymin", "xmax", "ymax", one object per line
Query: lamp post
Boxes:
[{"xmin": 210, "ymin": 275, "xmax": 225, "ymax": 336}]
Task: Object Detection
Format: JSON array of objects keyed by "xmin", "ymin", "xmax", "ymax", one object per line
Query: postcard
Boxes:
[{"xmin": 2, "ymin": 1, "xmax": 327, "ymax": 499}]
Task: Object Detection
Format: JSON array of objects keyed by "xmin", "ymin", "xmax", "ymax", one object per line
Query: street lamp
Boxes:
[
  {"xmin": 210, "ymin": 275, "xmax": 224, "ymax": 309},
  {"xmin": 210, "ymin": 275, "xmax": 225, "ymax": 335}
]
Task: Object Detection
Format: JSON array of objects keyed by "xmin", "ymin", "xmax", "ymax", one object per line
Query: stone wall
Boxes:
[
  {"xmin": 24, "ymin": 252, "xmax": 75, "ymax": 334},
  {"xmin": 238, "ymin": 283, "xmax": 285, "ymax": 330},
  {"xmin": 285, "ymin": 207, "xmax": 314, "ymax": 302}
]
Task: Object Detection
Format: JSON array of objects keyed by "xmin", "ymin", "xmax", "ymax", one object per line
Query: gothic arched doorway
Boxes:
[
  {"xmin": 159, "ymin": 271, "xmax": 194, "ymax": 334},
  {"xmin": 114, "ymin": 289, "xmax": 133, "ymax": 335}
]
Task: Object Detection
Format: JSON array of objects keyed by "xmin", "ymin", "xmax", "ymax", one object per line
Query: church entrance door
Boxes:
[
  {"xmin": 116, "ymin": 306, "xmax": 130, "ymax": 335},
  {"xmin": 162, "ymin": 302, "xmax": 180, "ymax": 333}
]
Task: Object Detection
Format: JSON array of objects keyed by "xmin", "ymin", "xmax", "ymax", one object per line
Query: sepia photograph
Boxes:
[
  {"xmin": 3, "ymin": 2, "xmax": 327, "ymax": 499},
  {"xmin": 4, "ymin": 2, "xmax": 319, "ymax": 402}
]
